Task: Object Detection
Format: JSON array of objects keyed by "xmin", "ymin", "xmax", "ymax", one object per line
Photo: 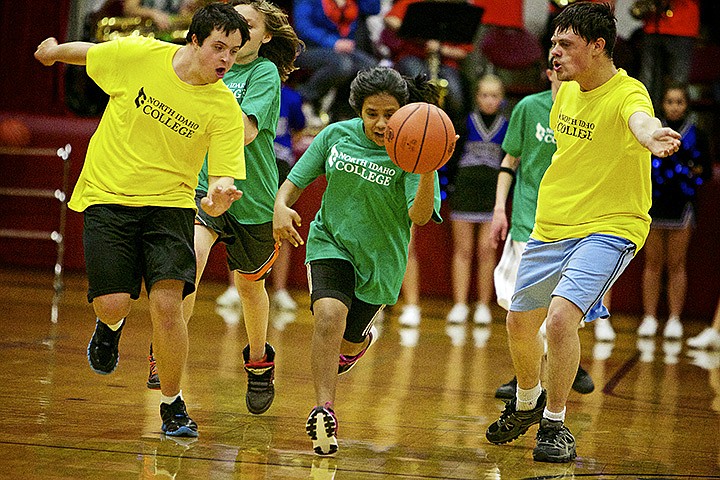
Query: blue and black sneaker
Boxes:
[
  {"xmin": 160, "ymin": 397, "xmax": 198, "ymax": 438},
  {"xmin": 87, "ymin": 319, "xmax": 124, "ymax": 375}
]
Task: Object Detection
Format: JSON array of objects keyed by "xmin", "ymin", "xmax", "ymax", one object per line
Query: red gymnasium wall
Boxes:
[{"xmin": 1, "ymin": 2, "xmax": 719, "ymax": 319}]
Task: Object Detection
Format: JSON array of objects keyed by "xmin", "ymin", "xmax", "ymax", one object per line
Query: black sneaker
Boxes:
[
  {"xmin": 571, "ymin": 365, "xmax": 595, "ymax": 394},
  {"xmin": 147, "ymin": 345, "xmax": 161, "ymax": 390},
  {"xmin": 495, "ymin": 377, "xmax": 517, "ymax": 400},
  {"xmin": 486, "ymin": 390, "xmax": 546, "ymax": 444},
  {"xmin": 495, "ymin": 367, "xmax": 594, "ymax": 400},
  {"xmin": 533, "ymin": 418, "xmax": 577, "ymax": 463},
  {"xmin": 306, "ymin": 403, "xmax": 338, "ymax": 456},
  {"xmin": 243, "ymin": 343, "xmax": 275, "ymax": 415},
  {"xmin": 160, "ymin": 397, "xmax": 198, "ymax": 437},
  {"xmin": 87, "ymin": 319, "xmax": 124, "ymax": 375}
]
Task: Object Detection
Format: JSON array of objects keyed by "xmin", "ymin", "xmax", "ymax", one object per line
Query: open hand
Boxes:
[{"xmin": 200, "ymin": 184, "xmax": 242, "ymax": 217}]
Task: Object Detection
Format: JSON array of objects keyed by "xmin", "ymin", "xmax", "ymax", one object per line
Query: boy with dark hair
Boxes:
[
  {"xmin": 34, "ymin": 2, "xmax": 250, "ymax": 437},
  {"xmin": 484, "ymin": 1, "xmax": 681, "ymax": 462}
]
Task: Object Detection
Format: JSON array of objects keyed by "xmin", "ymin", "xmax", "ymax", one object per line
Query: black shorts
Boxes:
[
  {"xmin": 195, "ymin": 191, "xmax": 278, "ymax": 281},
  {"xmin": 306, "ymin": 258, "xmax": 385, "ymax": 343},
  {"xmin": 83, "ymin": 204, "xmax": 196, "ymax": 303}
]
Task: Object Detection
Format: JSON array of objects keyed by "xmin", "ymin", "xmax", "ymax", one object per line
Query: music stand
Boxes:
[
  {"xmin": 397, "ymin": 1, "xmax": 483, "ymax": 91},
  {"xmin": 397, "ymin": 1, "xmax": 484, "ymax": 45}
]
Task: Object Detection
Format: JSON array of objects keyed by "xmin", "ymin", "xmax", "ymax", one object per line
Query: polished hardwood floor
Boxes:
[{"xmin": 1, "ymin": 267, "xmax": 720, "ymax": 479}]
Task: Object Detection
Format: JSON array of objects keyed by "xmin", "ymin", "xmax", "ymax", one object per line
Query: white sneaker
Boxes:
[
  {"xmin": 446, "ymin": 303, "xmax": 469, "ymax": 324},
  {"xmin": 273, "ymin": 289, "xmax": 297, "ymax": 311},
  {"xmin": 398, "ymin": 304, "xmax": 421, "ymax": 327},
  {"xmin": 216, "ymin": 286, "xmax": 241, "ymax": 307},
  {"xmin": 687, "ymin": 327, "xmax": 720, "ymax": 350},
  {"xmin": 637, "ymin": 315, "xmax": 658, "ymax": 337},
  {"xmin": 687, "ymin": 349, "xmax": 720, "ymax": 370},
  {"xmin": 637, "ymin": 338, "xmax": 655, "ymax": 362},
  {"xmin": 594, "ymin": 317, "xmax": 616, "ymax": 342},
  {"xmin": 593, "ymin": 342, "xmax": 614, "ymax": 361},
  {"xmin": 473, "ymin": 303, "xmax": 492, "ymax": 325},
  {"xmin": 663, "ymin": 316, "xmax": 683, "ymax": 339}
]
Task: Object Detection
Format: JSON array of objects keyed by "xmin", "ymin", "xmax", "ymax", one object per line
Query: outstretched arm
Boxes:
[
  {"xmin": 408, "ymin": 173, "xmax": 436, "ymax": 226},
  {"xmin": 629, "ymin": 111, "xmax": 681, "ymax": 158},
  {"xmin": 34, "ymin": 37, "xmax": 93, "ymax": 66},
  {"xmin": 273, "ymin": 179, "xmax": 305, "ymax": 247},
  {"xmin": 490, "ymin": 153, "xmax": 520, "ymax": 248}
]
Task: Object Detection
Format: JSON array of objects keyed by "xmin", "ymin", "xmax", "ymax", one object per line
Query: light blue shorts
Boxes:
[{"xmin": 510, "ymin": 234, "xmax": 636, "ymax": 322}]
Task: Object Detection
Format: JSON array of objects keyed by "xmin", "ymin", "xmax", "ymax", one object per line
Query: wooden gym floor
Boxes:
[{"xmin": 1, "ymin": 267, "xmax": 719, "ymax": 479}]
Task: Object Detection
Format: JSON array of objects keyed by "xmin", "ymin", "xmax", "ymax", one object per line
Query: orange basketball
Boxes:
[
  {"xmin": 384, "ymin": 102, "xmax": 456, "ymax": 174},
  {"xmin": 0, "ymin": 118, "xmax": 31, "ymax": 147}
]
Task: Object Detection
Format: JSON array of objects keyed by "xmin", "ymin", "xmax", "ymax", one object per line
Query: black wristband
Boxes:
[{"xmin": 499, "ymin": 166, "xmax": 516, "ymax": 178}]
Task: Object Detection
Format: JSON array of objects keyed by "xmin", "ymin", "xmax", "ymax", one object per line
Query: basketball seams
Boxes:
[
  {"xmin": 412, "ymin": 104, "xmax": 431, "ymax": 173},
  {"xmin": 393, "ymin": 103, "xmax": 422, "ymax": 170},
  {"xmin": 431, "ymin": 105, "xmax": 451, "ymax": 171}
]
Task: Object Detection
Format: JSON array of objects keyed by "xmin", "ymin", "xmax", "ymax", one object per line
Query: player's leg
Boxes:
[
  {"xmin": 143, "ymin": 206, "xmax": 198, "ymax": 437},
  {"xmin": 83, "ymin": 204, "xmax": 141, "ymax": 375}
]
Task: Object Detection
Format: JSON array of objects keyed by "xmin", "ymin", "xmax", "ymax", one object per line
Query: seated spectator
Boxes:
[
  {"xmin": 381, "ymin": 0, "xmax": 472, "ymax": 125},
  {"xmin": 292, "ymin": 0, "xmax": 380, "ymax": 126}
]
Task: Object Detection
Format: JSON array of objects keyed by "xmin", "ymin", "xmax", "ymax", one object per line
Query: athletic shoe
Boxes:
[
  {"xmin": 273, "ymin": 289, "xmax": 297, "ymax": 311},
  {"xmin": 495, "ymin": 377, "xmax": 517, "ymax": 400},
  {"xmin": 637, "ymin": 315, "xmax": 658, "ymax": 337},
  {"xmin": 594, "ymin": 317, "xmax": 616, "ymax": 342},
  {"xmin": 87, "ymin": 319, "xmax": 124, "ymax": 375},
  {"xmin": 160, "ymin": 397, "xmax": 198, "ymax": 437},
  {"xmin": 306, "ymin": 403, "xmax": 338, "ymax": 456},
  {"xmin": 147, "ymin": 347, "xmax": 161, "ymax": 390},
  {"xmin": 571, "ymin": 365, "xmax": 595, "ymax": 394},
  {"xmin": 216, "ymin": 286, "xmax": 241, "ymax": 307},
  {"xmin": 533, "ymin": 418, "xmax": 576, "ymax": 463},
  {"xmin": 687, "ymin": 327, "xmax": 720, "ymax": 350},
  {"xmin": 473, "ymin": 303, "xmax": 492, "ymax": 325},
  {"xmin": 486, "ymin": 390, "xmax": 546, "ymax": 444},
  {"xmin": 243, "ymin": 343, "xmax": 276, "ymax": 414},
  {"xmin": 398, "ymin": 304, "xmax": 421, "ymax": 327},
  {"xmin": 338, "ymin": 326, "xmax": 378, "ymax": 375},
  {"xmin": 663, "ymin": 316, "xmax": 683, "ymax": 339},
  {"xmin": 446, "ymin": 303, "xmax": 469, "ymax": 324}
]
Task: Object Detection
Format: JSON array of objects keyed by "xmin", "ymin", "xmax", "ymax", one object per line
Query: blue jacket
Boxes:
[{"xmin": 293, "ymin": 0, "xmax": 380, "ymax": 49}]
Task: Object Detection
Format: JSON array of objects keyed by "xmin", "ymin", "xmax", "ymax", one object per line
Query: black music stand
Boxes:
[{"xmin": 397, "ymin": 1, "xmax": 484, "ymax": 45}]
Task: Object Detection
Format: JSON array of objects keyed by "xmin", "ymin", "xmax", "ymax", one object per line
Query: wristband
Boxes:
[{"xmin": 499, "ymin": 166, "xmax": 516, "ymax": 178}]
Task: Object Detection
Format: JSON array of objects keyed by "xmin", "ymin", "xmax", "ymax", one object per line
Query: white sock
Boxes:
[
  {"xmin": 544, "ymin": 407, "xmax": 565, "ymax": 422},
  {"xmin": 161, "ymin": 390, "xmax": 182, "ymax": 405},
  {"xmin": 104, "ymin": 318, "xmax": 124, "ymax": 331},
  {"xmin": 516, "ymin": 382, "xmax": 542, "ymax": 411}
]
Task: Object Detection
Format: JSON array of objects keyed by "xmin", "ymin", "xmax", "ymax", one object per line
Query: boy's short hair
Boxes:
[
  {"xmin": 552, "ymin": 2, "xmax": 616, "ymax": 58},
  {"xmin": 187, "ymin": 2, "xmax": 250, "ymax": 47}
]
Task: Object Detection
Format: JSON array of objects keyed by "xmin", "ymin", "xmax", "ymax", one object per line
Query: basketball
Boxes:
[
  {"xmin": 0, "ymin": 118, "xmax": 32, "ymax": 147},
  {"xmin": 384, "ymin": 102, "xmax": 456, "ymax": 174}
]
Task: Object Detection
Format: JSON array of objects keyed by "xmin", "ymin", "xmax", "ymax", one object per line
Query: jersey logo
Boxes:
[
  {"xmin": 134, "ymin": 87, "xmax": 147, "ymax": 108},
  {"xmin": 535, "ymin": 122, "xmax": 556, "ymax": 144}
]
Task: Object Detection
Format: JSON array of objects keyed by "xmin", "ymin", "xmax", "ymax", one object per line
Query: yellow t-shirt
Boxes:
[
  {"xmin": 534, "ymin": 69, "xmax": 654, "ymax": 249},
  {"xmin": 68, "ymin": 36, "xmax": 245, "ymax": 212}
]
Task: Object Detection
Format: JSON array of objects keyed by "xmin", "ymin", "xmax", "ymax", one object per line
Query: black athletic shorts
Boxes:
[
  {"xmin": 83, "ymin": 204, "xmax": 196, "ymax": 303},
  {"xmin": 306, "ymin": 258, "xmax": 385, "ymax": 343},
  {"xmin": 195, "ymin": 191, "xmax": 278, "ymax": 281}
]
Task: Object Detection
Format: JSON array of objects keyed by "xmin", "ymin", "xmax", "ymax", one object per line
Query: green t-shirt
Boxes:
[
  {"xmin": 501, "ymin": 89, "xmax": 556, "ymax": 242},
  {"xmin": 198, "ymin": 57, "xmax": 281, "ymax": 223},
  {"xmin": 288, "ymin": 118, "xmax": 442, "ymax": 305}
]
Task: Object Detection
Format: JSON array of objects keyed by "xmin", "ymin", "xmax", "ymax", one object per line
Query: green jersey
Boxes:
[
  {"xmin": 288, "ymin": 117, "xmax": 442, "ymax": 305},
  {"xmin": 501, "ymin": 90, "xmax": 556, "ymax": 242},
  {"xmin": 198, "ymin": 57, "xmax": 281, "ymax": 223}
]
